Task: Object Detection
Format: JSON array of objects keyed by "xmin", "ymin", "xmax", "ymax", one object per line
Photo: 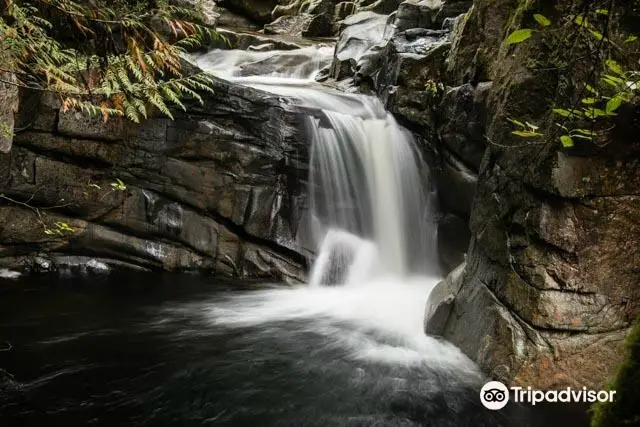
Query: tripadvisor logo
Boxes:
[
  {"xmin": 479, "ymin": 381, "xmax": 617, "ymax": 410},
  {"xmin": 480, "ymin": 381, "xmax": 510, "ymax": 410}
]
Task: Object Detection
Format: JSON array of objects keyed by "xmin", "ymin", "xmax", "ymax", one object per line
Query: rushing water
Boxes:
[{"xmin": 196, "ymin": 48, "xmax": 439, "ymax": 283}]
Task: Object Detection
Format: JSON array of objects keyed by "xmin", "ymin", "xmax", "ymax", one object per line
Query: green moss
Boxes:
[{"xmin": 591, "ymin": 315, "xmax": 640, "ymax": 427}]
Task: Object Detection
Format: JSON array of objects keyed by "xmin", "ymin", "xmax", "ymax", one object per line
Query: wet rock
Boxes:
[
  {"xmin": 433, "ymin": 0, "xmax": 472, "ymax": 29},
  {"xmin": 334, "ymin": 1, "xmax": 357, "ymax": 21},
  {"xmin": 304, "ymin": 0, "xmax": 335, "ymax": 15},
  {"xmin": 264, "ymin": 14, "xmax": 313, "ymax": 35},
  {"xmin": 216, "ymin": 28, "xmax": 308, "ymax": 50},
  {"xmin": 438, "ymin": 82, "xmax": 491, "ymax": 170},
  {"xmin": 302, "ymin": 13, "xmax": 334, "ymax": 37},
  {"xmin": 437, "ymin": 213, "xmax": 469, "ymax": 272},
  {"xmin": 380, "ymin": 39, "xmax": 449, "ymax": 130},
  {"xmin": 424, "ymin": 261, "xmax": 465, "ymax": 335},
  {"xmin": 359, "ymin": 0, "xmax": 404, "ymax": 15},
  {"xmin": 0, "ymin": 75, "xmax": 310, "ymax": 281},
  {"xmin": 272, "ymin": 0, "xmax": 302, "ymax": 19},
  {"xmin": 330, "ymin": 12, "xmax": 392, "ymax": 79},
  {"xmin": 242, "ymin": 244, "xmax": 306, "ymax": 283},
  {"xmin": 394, "ymin": 0, "xmax": 442, "ymax": 31},
  {"xmin": 213, "ymin": 7, "xmax": 259, "ymax": 28},
  {"xmin": 434, "ymin": 150, "xmax": 477, "ymax": 217},
  {"xmin": 216, "ymin": 0, "xmax": 280, "ymax": 23}
]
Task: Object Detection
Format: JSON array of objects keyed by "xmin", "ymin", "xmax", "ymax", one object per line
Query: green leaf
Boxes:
[
  {"xmin": 560, "ymin": 135, "xmax": 574, "ymax": 148},
  {"xmin": 581, "ymin": 98, "xmax": 597, "ymax": 105},
  {"xmin": 595, "ymin": 9, "xmax": 609, "ymax": 15},
  {"xmin": 602, "ymin": 75, "xmax": 624, "ymax": 88},
  {"xmin": 574, "ymin": 15, "xmax": 586, "ymax": 26},
  {"xmin": 584, "ymin": 108, "xmax": 607, "ymax": 119},
  {"xmin": 589, "ymin": 30, "xmax": 605, "ymax": 41},
  {"xmin": 533, "ymin": 14, "xmax": 551, "ymax": 27},
  {"xmin": 512, "ymin": 130, "xmax": 543, "ymax": 138},
  {"xmin": 605, "ymin": 59, "xmax": 624, "ymax": 76},
  {"xmin": 552, "ymin": 108, "xmax": 572, "ymax": 117},
  {"xmin": 505, "ymin": 29, "xmax": 533, "ymax": 45},
  {"xmin": 624, "ymin": 35, "xmax": 638, "ymax": 43},
  {"xmin": 507, "ymin": 118, "xmax": 526, "ymax": 128},
  {"xmin": 585, "ymin": 84, "xmax": 599, "ymax": 95},
  {"xmin": 605, "ymin": 96, "xmax": 624, "ymax": 114}
]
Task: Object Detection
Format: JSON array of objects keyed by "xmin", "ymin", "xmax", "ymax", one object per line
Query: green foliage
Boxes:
[
  {"xmin": 44, "ymin": 221, "xmax": 75, "ymax": 236},
  {"xmin": 505, "ymin": 12, "xmax": 552, "ymax": 45},
  {"xmin": 508, "ymin": 118, "xmax": 543, "ymax": 138},
  {"xmin": 533, "ymin": 14, "xmax": 551, "ymax": 28},
  {"xmin": 591, "ymin": 316, "xmax": 640, "ymax": 427},
  {"xmin": 1, "ymin": 0, "xmax": 221, "ymax": 123},
  {"xmin": 110, "ymin": 178, "xmax": 127, "ymax": 192},
  {"xmin": 504, "ymin": 4, "xmax": 639, "ymax": 148},
  {"xmin": 0, "ymin": 121, "xmax": 13, "ymax": 138},
  {"xmin": 506, "ymin": 28, "xmax": 534, "ymax": 45}
]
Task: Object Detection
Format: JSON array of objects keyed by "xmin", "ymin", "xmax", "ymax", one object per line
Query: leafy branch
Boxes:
[{"xmin": 1, "ymin": 0, "xmax": 222, "ymax": 123}]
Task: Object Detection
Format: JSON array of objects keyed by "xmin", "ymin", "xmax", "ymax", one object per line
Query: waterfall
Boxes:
[
  {"xmin": 192, "ymin": 47, "xmax": 478, "ymax": 378},
  {"xmin": 195, "ymin": 48, "xmax": 439, "ymax": 287},
  {"xmin": 307, "ymin": 106, "xmax": 438, "ymax": 285}
]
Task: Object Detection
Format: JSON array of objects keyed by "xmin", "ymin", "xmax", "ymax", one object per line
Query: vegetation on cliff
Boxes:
[
  {"xmin": 0, "ymin": 0, "xmax": 219, "ymax": 127},
  {"xmin": 591, "ymin": 315, "xmax": 640, "ymax": 427},
  {"xmin": 504, "ymin": 0, "xmax": 640, "ymax": 150}
]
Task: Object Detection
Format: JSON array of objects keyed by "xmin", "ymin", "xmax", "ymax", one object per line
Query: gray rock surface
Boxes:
[
  {"xmin": 436, "ymin": 213, "xmax": 469, "ymax": 272},
  {"xmin": 394, "ymin": 0, "xmax": 442, "ymax": 31},
  {"xmin": 264, "ymin": 14, "xmax": 314, "ymax": 35},
  {"xmin": 216, "ymin": 0, "xmax": 280, "ymax": 23},
  {"xmin": 0, "ymin": 77, "xmax": 310, "ymax": 282},
  {"xmin": 427, "ymin": 0, "xmax": 640, "ymax": 390},
  {"xmin": 424, "ymin": 261, "xmax": 465, "ymax": 335}
]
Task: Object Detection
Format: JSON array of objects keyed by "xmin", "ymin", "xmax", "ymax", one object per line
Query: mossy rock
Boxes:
[{"xmin": 591, "ymin": 316, "xmax": 640, "ymax": 427}]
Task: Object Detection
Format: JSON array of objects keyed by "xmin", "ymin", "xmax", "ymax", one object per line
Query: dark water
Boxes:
[{"xmin": 0, "ymin": 273, "xmax": 590, "ymax": 426}]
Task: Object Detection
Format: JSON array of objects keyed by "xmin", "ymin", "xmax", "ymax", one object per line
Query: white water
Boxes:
[{"xmin": 194, "ymin": 48, "xmax": 475, "ymax": 374}]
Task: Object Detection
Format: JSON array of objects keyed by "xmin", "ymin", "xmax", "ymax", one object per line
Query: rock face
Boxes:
[
  {"xmin": 217, "ymin": 0, "xmax": 281, "ymax": 23},
  {"xmin": 421, "ymin": 0, "xmax": 640, "ymax": 389},
  {"xmin": 323, "ymin": 0, "xmax": 640, "ymax": 390},
  {"xmin": 0, "ymin": 72, "xmax": 19, "ymax": 153},
  {"xmin": 0, "ymin": 77, "xmax": 310, "ymax": 282}
]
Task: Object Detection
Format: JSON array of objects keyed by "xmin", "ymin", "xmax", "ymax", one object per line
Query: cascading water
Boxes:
[
  {"xmin": 306, "ymin": 106, "xmax": 438, "ymax": 285},
  {"xmin": 196, "ymin": 48, "xmax": 439, "ymax": 286},
  {"xmin": 192, "ymin": 47, "xmax": 468, "ymax": 372}
]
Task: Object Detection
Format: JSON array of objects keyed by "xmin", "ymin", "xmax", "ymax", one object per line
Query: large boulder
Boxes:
[
  {"xmin": 424, "ymin": 261, "xmax": 465, "ymax": 335},
  {"xmin": 394, "ymin": 0, "xmax": 442, "ymax": 31},
  {"xmin": 302, "ymin": 13, "xmax": 334, "ymax": 37},
  {"xmin": 0, "ymin": 76, "xmax": 311, "ymax": 282},
  {"xmin": 329, "ymin": 12, "xmax": 392, "ymax": 79}
]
